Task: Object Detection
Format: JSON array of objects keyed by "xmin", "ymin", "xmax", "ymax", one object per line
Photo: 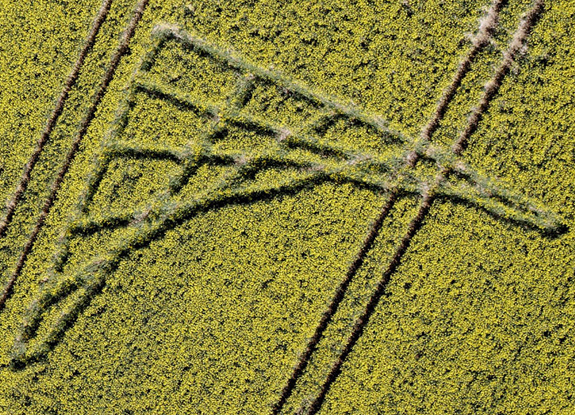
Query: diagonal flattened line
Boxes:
[
  {"xmin": 272, "ymin": 0, "xmax": 506, "ymax": 412},
  {"xmin": 0, "ymin": 0, "xmax": 150, "ymax": 312},
  {"xmin": 306, "ymin": 1, "xmax": 546, "ymax": 413},
  {"xmin": 271, "ymin": 193, "xmax": 397, "ymax": 414},
  {"xmin": 0, "ymin": 0, "xmax": 114, "ymax": 239}
]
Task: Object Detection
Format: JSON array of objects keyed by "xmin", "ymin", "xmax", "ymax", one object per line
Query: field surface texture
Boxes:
[{"xmin": 0, "ymin": 0, "xmax": 573, "ymax": 414}]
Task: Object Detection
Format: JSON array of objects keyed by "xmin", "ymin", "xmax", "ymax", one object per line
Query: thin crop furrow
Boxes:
[
  {"xmin": 226, "ymin": 72, "xmax": 257, "ymax": 110},
  {"xmin": 305, "ymin": 191, "xmax": 434, "ymax": 415},
  {"xmin": 0, "ymin": 0, "xmax": 150, "ymax": 312},
  {"xmin": 78, "ymin": 153, "xmax": 115, "ymax": 214},
  {"xmin": 271, "ymin": 192, "xmax": 397, "ymax": 414},
  {"xmin": 417, "ymin": 0, "xmax": 505, "ymax": 146},
  {"xmin": 225, "ymin": 113, "xmax": 281, "ymax": 138},
  {"xmin": 305, "ymin": 2, "xmax": 548, "ymax": 413},
  {"xmin": 274, "ymin": 0, "xmax": 507, "ymax": 411},
  {"xmin": 452, "ymin": 0, "xmax": 546, "ymax": 155},
  {"xmin": 166, "ymin": 139, "xmax": 222, "ymax": 195},
  {"xmin": 0, "ymin": 0, "xmax": 114, "ymax": 239}
]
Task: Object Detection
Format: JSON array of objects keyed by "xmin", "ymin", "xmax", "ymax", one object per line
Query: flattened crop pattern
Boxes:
[{"xmin": 9, "ymin": 19, "xmax": 564, "ymax": 379}]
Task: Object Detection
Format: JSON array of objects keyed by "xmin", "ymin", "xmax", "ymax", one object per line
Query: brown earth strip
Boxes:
[
  {"xmin": 418, "ymin": 0, "xmax": 505, "ymax": 146},
  {"xmin": 272, "ymin": 0, "xmax": 506, "ymax": 412},
  {"xmin": 0, "ymin": 0, "xmax": 150, "ymax": 311},
  {"xmin": 306, "ymin": 1, "xmax": 545, "ymax": 413},
  {"xmin": 0, "ymin": 0, "xmax": 113, "ymax": 239}
]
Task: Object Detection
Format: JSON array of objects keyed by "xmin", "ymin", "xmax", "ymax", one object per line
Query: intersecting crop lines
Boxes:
[{"xmin": 10, "ymin": 23, "xmax": 564, "ymax": 368}]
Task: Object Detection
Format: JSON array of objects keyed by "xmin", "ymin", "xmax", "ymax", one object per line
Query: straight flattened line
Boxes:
[
  {"xmin": 452, "ymin": 0, "xmax": 546, "ymax": 155},
  {"xmin": 306, "ymin": 1, "xmax": 547, "ymax": 413},
  {"xmin": 274, "ymin": 0, "xmax": 506, "ymax": 412},
  {"xmin": 441, "ymin": 169, "xmax": 562, "ymax": 232},
  {"xmin": 133, "ymin": 79, "xmax": 382, "ymax": 164},
  {"xmin": 121, "ymin": 79, "xmax": 418, "ymax": 184},
  {"xmin": 134, "ymin": 79, "xmax": 220, "ymax": 118},
  {"xmin": 105, "ymin": 142, "xmax": 184, "ymax": 163},
  {"xmin": 271, "ymin": 193, "xmax": 398, "ymax": 414},
  {"xmin": 166, "ymin": 73, "xmax": 259, "ymax": 194},
  {"xmin": 0, "ymin": 0, "xmax": 114, "ymax": 239},
  {"xmin": 306, "ymin": 191, "xmax": 433, "ymax": 415},
  {"xmin": 67, "ymin": 141, "xmax": 421, "ymax": 240},
  {"xmin": 0, "ymin": 0, "xmax": 151, "ymax": 312},
  {"xmin": 417, "ymin": 0, "xmax": 506, "ymax": 146}
]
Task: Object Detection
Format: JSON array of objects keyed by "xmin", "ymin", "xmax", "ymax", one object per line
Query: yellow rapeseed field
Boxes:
[{"xmin": 0, "ymin": 0, "xmax": 573, "ymax": 414}]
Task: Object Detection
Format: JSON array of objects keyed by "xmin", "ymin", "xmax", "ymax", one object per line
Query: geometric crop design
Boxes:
[{"xmin": 10, "ymin": 23, "xmax": 565, "ymax": 369}]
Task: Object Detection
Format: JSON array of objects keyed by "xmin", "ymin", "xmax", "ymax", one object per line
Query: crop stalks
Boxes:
[
  {"xmin": 0, "ymin": 0, "xmax": 151, "ymax": 312},
  {"xmin": 0, "ymin": 0, "xmax": 114, "ymax": 239},
  {"xmin": 6, "ymin": 9, "xmax": 564, "ymax": 371},
  {"xmin": 303, "ymin": 1, "xmax": 549, "ymax": 413}
]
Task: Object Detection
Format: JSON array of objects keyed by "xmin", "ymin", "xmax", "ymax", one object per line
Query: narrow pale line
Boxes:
[
  {"xmin": 307, "ymin": 1, "xmax": 546, "ymax": 413},
  {"xmin": 273, "ymin": 0, "xmax": 506, "ymax": 412},
  {"xmin": 0, "ymin": 0, "xmax": 114, "ymax": 239},
  {"xmin": 452, "ymin": 0, "xmax": 545, "ymax": 155},
  {"xmin": 0, "ymin": 0, "xmax": 150, "ymax": 312}
]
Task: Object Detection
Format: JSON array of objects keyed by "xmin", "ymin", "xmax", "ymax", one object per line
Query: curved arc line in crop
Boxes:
[
  {"xmin": 0, "ymin": 0, "xmax": 151, "ymax": 313},
  {"xmin": 304, "ymin": 1, "xmax": 549, "ymax": 413},
  {"xmin": 0, "ymin": 0, "xmax": 114, "ymax": 240},
  {"xmin": 8, "ymin": 14, "xmax": 564, "ymax": 372}
]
